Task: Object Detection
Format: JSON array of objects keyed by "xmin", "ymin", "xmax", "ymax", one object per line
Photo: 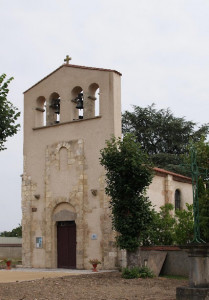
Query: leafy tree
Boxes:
[
  {"xmin": 122, "ymin": 104, "xmax": 209, "ymax": 174},
  {"xmin": 0, "ymin": 74, "xmax": 20, "ymax": 151},
  {"xmin": 140, "ymin": 203, "xmax": 194, "ymax": 246},
  {"xmin": 194, "ymin": 138, "xmax": 209, "ymax": 179},
  {"xmin": 140, "ymin": 204, "xmax": 176, "ymax": 246},
  {"xmin": 0, "ymin": 224, "xmax": 22, "ymax": 237},
  {"xmin": 174, "ymin": 203, "xmax": 194, "ymax": 244},
  {"xmin": 182, "ymin": 139, "xmax": 209, "ymax": 242},
  {"xmin": 184, "ymin": 139, "xmax": 209, "ymax": 242},
  {"xmin": 100, "ymin": 134, "xmax": 153, "ymax": 264}
]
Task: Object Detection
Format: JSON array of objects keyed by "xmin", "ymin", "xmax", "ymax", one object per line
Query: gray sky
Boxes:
[{"xmin": 1, "ymin": 0, "xmax": 209, "ymax": 231}]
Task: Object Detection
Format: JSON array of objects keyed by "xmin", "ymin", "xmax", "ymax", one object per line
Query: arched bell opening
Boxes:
[
  {"xmin": 86, "ymin": 83, "xmax": 100, "ymax": 118},
  {"xmin": 95, "ymin": 87, "xmax": 100, "ymax": 116},
  {"xmin": 71, "ymin": 86, "xmax": 84, "ymax": 120},
  {"xmin": 47, "ymin": 92, "xmax": 61, "ymax": 125},
  {"xmin": 35, "ymin": 96, "xmax": 46, "ymax": 127}
]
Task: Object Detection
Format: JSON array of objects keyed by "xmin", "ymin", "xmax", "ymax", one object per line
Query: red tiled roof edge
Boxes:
[
  {"xmin": 24, "ymin": 64, "xmax": 122, "ymax": 94},
  {"xmin": 0, "ymin": 244, "xmax": 22, "ymax": 247},
  {"xmin": 140, "ymin": 245, "xmax": 181, "ymax": 251},
  {"xmin": 153, "ymin": 167, "xmax": 192, "ymax": 183}
]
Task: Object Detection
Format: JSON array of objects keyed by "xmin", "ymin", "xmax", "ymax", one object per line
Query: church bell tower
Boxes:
[{"xmin": 22, "ymin": 57, "xmax": 122, "ymax": 269}]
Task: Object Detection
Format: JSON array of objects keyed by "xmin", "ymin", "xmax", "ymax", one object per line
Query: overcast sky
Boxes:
[{"xmin": 1, "ymin": 0, "xmax": 209, "ymax": 231}]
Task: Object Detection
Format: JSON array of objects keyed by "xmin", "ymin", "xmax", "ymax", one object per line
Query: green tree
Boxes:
[
  {"xmin": 140, "ymin": 204, "xmax": 176, "ymax": 246},
  {"xmin": 100, "ymin": 134, "xmax": 153, "ymax": 265},
  {"xmin": 140, "ymin": 203, "xmax": 194, "ymax": 246},
  {"xmin": 194, "ymin": 138, "xmax": 209, "ymax": 178},
  {"xmin": 0, "ymin": 74, "xmax": 20, "ymax": 151},
  {"xmin": 174, "ymin": 203, "xmax": 194, "ymax": 244},
  {"xmin": 0, "ymin": 224, "xmax": 22, "ymax": 237},
  {"xmin": 122, "ymin": 104, "xmax": 209, "ymax": 175},
  {"xmin": 183, "ymin": 139, "xmax": 209, "ymax": 242}
]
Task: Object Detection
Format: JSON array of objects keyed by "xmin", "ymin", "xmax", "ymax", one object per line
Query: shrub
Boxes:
[
  {"xmin": 138, "ymin": 266, "xmax": 154, "ymax": 278},
  {"xmin": 122, "ymin": 266, "xmax": 154, "ymax": 279}
]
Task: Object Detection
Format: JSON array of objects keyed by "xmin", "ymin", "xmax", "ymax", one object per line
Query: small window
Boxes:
[{"xmin": 175, "ymin": 189, "xmax": 181, "ymax": 210}]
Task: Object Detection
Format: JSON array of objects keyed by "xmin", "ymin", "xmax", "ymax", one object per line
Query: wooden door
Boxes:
[{"xmin": 57, "ymin": 221, "xmax": 76, "ymax": 269}]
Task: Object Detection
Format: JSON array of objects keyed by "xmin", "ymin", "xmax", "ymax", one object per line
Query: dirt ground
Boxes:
[{"xmin": 0, "ymin": 272, "xmax": 188, "ymax": 300}]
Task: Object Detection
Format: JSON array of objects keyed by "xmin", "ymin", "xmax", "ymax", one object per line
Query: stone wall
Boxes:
[
  {"xmin": 140, "ymin": 246, "xmax": 189, "ymax": 277},
  {"xmin": 0, "ymin": 238, "xmax": 22, "ymax": 260}
]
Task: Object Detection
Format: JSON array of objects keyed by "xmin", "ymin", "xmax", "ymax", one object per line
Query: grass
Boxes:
[{"xmin": 160, "ymin": 274, "xmax": 188, "ymax": 280}]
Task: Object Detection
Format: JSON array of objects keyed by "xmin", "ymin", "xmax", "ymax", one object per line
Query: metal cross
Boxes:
[
  {"xmin": 179, "ymin": 145, "xmax": 207, "ymax": 244},
  {"xmin": 64, "ymin": 55, "xmax": 72, "ymax": 64},
  {"xmin": 190, "ymin": 145, "xmax": 206, "ymax": 244}
]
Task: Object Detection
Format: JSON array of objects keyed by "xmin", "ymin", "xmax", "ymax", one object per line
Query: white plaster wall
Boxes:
[
  {"xmin": 146, "ymin": 176, "xmax": 165, "ymax": 212},
  {"xmin": 172, "ymin": 181, "xmax": 193, "ymax": 209},
  {"xmin": 146, "ymin": 174, "xmax": 193, "ymax": 212}
]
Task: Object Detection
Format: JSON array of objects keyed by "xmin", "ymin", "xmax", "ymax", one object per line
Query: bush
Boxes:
[
  {"xmin": 138, "ymin": 266, "xmax": 154, "ymax": 278},
  {"xmin": 122, "ymin": 266, "xmax": 154, "ymax": 279},
  {"xmin": 139, "ymin": 203, "xmax": 194, "ymax": 246}
]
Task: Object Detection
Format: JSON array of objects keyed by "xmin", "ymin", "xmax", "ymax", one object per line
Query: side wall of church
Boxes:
[
  {"xmin": 146, "ymin": 173, "xmax": 193, "ymax": 212},
  {"xmin": 22, "ymin": 67, "xmax": 121, "ymax": 269}
]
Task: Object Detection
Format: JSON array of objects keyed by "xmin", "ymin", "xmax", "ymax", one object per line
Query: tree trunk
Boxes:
[{"xmin": 127, "ymin": 248, "xmax": 142, "ymax": 268}]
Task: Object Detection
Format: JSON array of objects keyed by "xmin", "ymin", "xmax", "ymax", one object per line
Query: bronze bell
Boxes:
[
  {"xmin": 76, "ymin": 93, "xmax": 83, "ymax": 110},
  {"xmin": 51, "ymin": 98, "xmax": 60, "ymax": 114}
]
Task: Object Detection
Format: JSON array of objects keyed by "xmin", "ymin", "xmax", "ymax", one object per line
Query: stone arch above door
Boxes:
[{"xmin": 53, "ymin": 202, "xmax": 77, "ymax": 222}]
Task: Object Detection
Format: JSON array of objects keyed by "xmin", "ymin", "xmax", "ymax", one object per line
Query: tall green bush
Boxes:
[
  {"xmin": 140, "ymin": 203, "xmax": 194, "ymax": 246},
  {"xmin": 100, "ymin": 134, "xmax": 154, "ymax": 252}
]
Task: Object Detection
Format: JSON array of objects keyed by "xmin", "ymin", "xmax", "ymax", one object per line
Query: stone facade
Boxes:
[{"xmin": 22, "ymin": 63, "xmax": 122, "ymax": 269}]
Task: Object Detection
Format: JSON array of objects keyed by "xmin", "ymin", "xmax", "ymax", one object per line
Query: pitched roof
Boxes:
[
  {"xmin": 153, "ymin": 167, "xmax": 192, "ymax": 183},
  {"xmin": 24, "ymin": 63, "xmax": 122, "ymax": 94}
]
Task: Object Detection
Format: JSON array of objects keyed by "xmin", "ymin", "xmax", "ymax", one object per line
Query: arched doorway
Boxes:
[
  {"xmin": 53, "ymin": 203, "xmax": 77, "ymax": 269},
  {"xmin": 57, "ymin": 221, "xmax": 76, "ymax": 269}
]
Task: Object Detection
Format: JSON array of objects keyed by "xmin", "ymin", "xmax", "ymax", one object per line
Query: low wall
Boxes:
[
  {"xmin": 140, "ymin": 246, "xmax": 189, "ymax": 277},
  {"xmin": 0, "ymin": 237, "xmax": 22, "ymax": 260}
]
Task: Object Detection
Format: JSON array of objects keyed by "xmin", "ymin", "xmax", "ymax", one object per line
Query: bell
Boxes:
[
  {"xmin": 54, "ymin": 108, "xmax": 60, "ymax": 115},
  {"xmin": 51, "ymin": 98, "xmax": 60, "ymax": 114},
  {"xmin": 76, "ymin": 93, "xmax": 84, "ymax": 110}
]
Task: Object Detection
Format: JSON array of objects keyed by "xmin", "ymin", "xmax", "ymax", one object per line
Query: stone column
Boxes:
[
  {"xmin": 165, "ymin": 175, "xmax": 173, "ymax": 204},
  {"xmin": 176, "ymin": 244, "xmax": 209, "ymax": 300}
]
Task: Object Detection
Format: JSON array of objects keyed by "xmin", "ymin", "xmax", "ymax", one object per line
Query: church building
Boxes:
[
  {"xmin": 22, "ymin": 57, "xmax": 121, "ymax": 269},
  {"xmin": 22, "ymin": 58, "xmax": 193, "ymax": 270}
]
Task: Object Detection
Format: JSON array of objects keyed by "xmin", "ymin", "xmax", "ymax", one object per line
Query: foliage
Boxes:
[
  {"xmin": 0, "ymin": 74, "xmax": 20, "ymax": 151},
  {"xmin": 183, "ymin": 139, "xmax": 209, "ymax": 242},
  {"xmin": 122, "ymin": 266, "xmax": 154, "ymax": 279},
  {"xmin": 122, "ymin": 266, "xmax": 140, "ymax": 279},
  {"xmin": 184, "ymin": 139, "xmax": 209, "ymax": 242},
  {"xmin": 122, "ymin": 104, "xmax": 209, "ymax": 174},
  {"xmin": 174, "ymin": 203, "xmax": 194, "ymax": 244},
  {"xmin": 3, "ymin": 258, "xmax": 12, "ymax": 263},
  {"xmin": 140, "ymin": 204, "xmax": 194, "ymax": 246},
  {"xmin": 194, "ymin": 138, "xmax": 209, "ymax": 176},
  {"xmin": 89, "ymin": 259, "xmax": 101, "ymax": 265},
  {"xmin": 0, "ymin": 224, "xmax": 22, "ymax": 237},
  {"xmin": 100, "ymin": 134, "xmax": 154, "ymax": 251},
  {"xmin": 140, "ymin": 204, "xmax": 176, "ymax": 246}
]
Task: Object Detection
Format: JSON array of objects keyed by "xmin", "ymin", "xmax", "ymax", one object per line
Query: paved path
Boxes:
[{"xmin": 0, "ymin": 268, "xmax": 112, "ymax": 283}]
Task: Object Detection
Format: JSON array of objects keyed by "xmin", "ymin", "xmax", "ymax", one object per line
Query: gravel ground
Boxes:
[{"xmin": 0, "ymin": 272, "xmax": 188, "ymax": 300}]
